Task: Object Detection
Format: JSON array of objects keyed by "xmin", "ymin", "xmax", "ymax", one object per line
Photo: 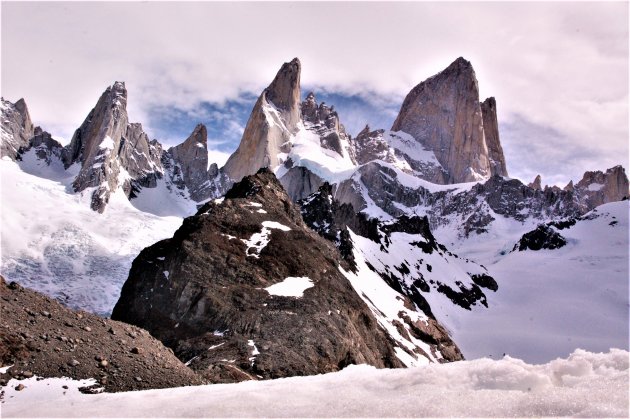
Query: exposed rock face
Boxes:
[
  {"xmin": 391, "ymin": 57, "xmax": 491, "ymax": 183},
  {"xmin": 279, "ymin": 165, "xmax": 325, "ymax": 201},
  {"xmin": 1, "ymin": 98, "xmax": 35, "ymax": 160},
  {"xmin": 335, "ymin": 162, "xmax": 585, "ymax": 238},
  {"xmin": 480, "ymin": 97, "xmax": 508, "ymax": 177},
  {"xmin": 352, "ymin": 127, "xmax": 448, "ymax": 184},
  {"xmin": 528, "ymin": 174, "xmax": 542, "ymax": 190},
  {"xmin": 300, "ymin": 183, "xmax": 497, "ymax": 318},
  {"xmin": 352, "ymin": 125, "xmax": 389, "ymax": 164},
  {"xmin": 575, "ymin": 166, "xmax": 629, "ymax": 209},
  {"xmin": 20, "ymin": 127, "xmax": 64, "ymax": 165},
  {"xmin": 564, "ymin": 180, "xmax": 574, "ymax": 192},
  {"xmin": 62, "ymin": 82, "xmax": 163, "ymax": 212},
  {"xmin": 0, "ymin": 277, "xmax": 203, "ymax": 393},
  {"xmin": 223, "ymin": 59, "xmax": 301, "ymax": 182},
  {"xmin": 300, "ymin": 92, "xmax": 353, "ymax": 159},
  {"xmin": 112, "ymin": 169, "xmax": 408, "ymax": 383},
  {"xmin": 162, "ymin": 124, "xmax": 229, "ymax": 201}
]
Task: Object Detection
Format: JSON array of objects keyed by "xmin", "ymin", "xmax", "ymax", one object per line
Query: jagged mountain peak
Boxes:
[
  {"xmin": 1, "ymin": 96, "xmax": 34, "ymax": 159},
  {"xmin": 265, "ymin": 57, "xmax": 301, "ymax": 129},
  {"xmin": 391, "ymin": 57, "xmax": 490, "ymax": 184},
  {"xmin": 528, "ymin": 174, "xmax": 543, "ymax": 190},
  {"xmin": 443, "ymin": 56, "xmax": 475, "ymax": 74}
]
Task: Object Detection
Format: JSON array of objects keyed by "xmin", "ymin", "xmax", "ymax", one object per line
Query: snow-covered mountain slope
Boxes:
[
  {"xmin": 0, "ymin": 157, "xmax": 186, "ymax": 316},
  {"xmin": 434, "ymin": 201, "xmax": 629, "ymax": 363},
  {"xmin": 3, "ymin": 348, "xmax": 628, "ymax": 418}
]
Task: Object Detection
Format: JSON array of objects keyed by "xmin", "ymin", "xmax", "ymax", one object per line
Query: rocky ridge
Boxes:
[
  {"xmin": 111, "ymin": 169, "xmax": 464, "ymax": 383},
  {"xmin": 299, "ymin": 183, "xmax": 498, "ymax": 315},
  {"xmin": 1, "ymin": 98, "xmax": 34, "ymax": 160},
  {"xmin": 1, "ymin": 84, "xmax": 228, "ymax": 213}
]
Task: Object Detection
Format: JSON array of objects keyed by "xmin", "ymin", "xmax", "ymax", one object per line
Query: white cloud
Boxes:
[
  {"xmin": 207, "ymin": 149, "xmax": 231, "ymax": 168},
  {"xmin": 1, "ymin": 2, "xmax": 627, "ymax": 183}
]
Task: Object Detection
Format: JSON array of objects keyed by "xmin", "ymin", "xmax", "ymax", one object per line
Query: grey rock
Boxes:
[
  {"xmin": 352, "ymin": 127, "xmax": 448, "ymax": 183},
  {"xmin": 20, "ymin": 127, "xmax": 64, "ymax": 165},
  {"xmin": 61, "ymin": 82, "xmax": 163, "ymax": 212},
  {"xmin": 300, "ymin": 92, "xmax": 354, "ymax": 160},
  {"xmin": 1, "ymin": 97, "xmax": 34, "ymax": 160},
  {"xmin": 279, "ymin": 165, "xmax": 325, "ymax": 201},
  {"xmin": 164, "ymin": 124, "xmax": 221, "ymax": 202}
]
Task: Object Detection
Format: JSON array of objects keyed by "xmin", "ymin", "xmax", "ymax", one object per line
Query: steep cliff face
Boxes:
[
  {"xmin": 1, "ymin": 98, "xmax": 35, "ymax": 160},
  {"xmin": 352, "ymin": 126, "xmax": 449, "ymax": 184},
  {"xmin": 61, "ymin": 82, "xmax": 163, "ymax": 212},
  {"xmin": 163, "ymin": 124, "xmax": 226, "ymax": 202},
  {"xmin": 480, "ymin": 97, "xmax": 508, "ymax": 177},
  {"xmin": 391, "ymin": 57, "xmax": 491, "ymax": 183},
  {"xmin": 222, "ymin": 59, "xmax": 301, "ymax": 182},
  {"xmin": 112, "ymin": 169, "xmax": 437, "ymax": 383},
  {"xmin": 575, "ymin": 166, "xmax": 629, "ymax": 208}
]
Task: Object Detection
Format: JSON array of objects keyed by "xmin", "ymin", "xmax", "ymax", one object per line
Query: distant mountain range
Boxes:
[{"xmin": 1, "ymin": 57, "xmax": 627, "ymax": 383}]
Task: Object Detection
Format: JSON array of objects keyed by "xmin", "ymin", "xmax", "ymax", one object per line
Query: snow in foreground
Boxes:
[{"xmin": 2, "ymin": 349, "xmax": 628, "ymax": 418}]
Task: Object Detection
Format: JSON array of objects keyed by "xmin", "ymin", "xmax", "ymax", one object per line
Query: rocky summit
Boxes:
[
  {"xmin": 111, "ymin": 169, "xmax": 427, "ymax": 383},
  {"xmin": 222, "ymin": 58, "xmax": 302, "ymax": 183},
  {"xmin": 391, "ymin": 57, "xmax": 503, "ymax": 183},
  {"xmin": 1, "ymin": 97, "xmax": 34, "ymax": 160}
]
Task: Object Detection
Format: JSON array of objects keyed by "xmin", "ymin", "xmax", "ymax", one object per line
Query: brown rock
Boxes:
[
  {"xmin": 112, "ymin": 169, "xmax": 407, "ymax": 383},
  {"xmin": 528, "ymin": 174, "xmax": 543, "ymax": 190},
  {"xmin": 391, "ymin": 57, "xmax": 492, "ymax": 183},
  {"xmin": 480, "ymin": 97, "xmax": 508, "ymax": 177},
  {"xmin": 223, "ymin": 59, "xmax": 301, "ymax": 183},
  {"xmin": 574, "ymin": 165, "xmax": 629, "ymax": 208},
  {"xmin": 0, "ymin": 275, "xmax": 203, "ymax": 392}
]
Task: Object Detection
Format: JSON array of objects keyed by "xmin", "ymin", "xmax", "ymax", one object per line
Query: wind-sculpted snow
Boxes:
[
  {"xmin": 0, "ymin": 159, "xmax": 184, "ymax": 316},
  {"xmin": 3, "ymin": 349, "xmax": 628, "ymax": 417}
]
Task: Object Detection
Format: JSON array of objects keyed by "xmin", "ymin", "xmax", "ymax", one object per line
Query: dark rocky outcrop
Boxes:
[
  {"xmin": 19, "ymin": 127, "xmax": 64, "ymax": 165},
  {"xmin": 391, "ymin": 57, "xmax": 492, "ymax": 183},
  {"xmin": 299, "ymin": 182, "xmax": 496, "ymax": 341},
  {"xmin": 0, "ymin": 277, "xmax": 203, "ymax": 393},
  {"xmin": 1, "ymin": 98, "xmax": 34, "ymax": 160},
  {"xmin": 112, "ymin": 169, "xmax": 407, "ymax": 383},
  {"xmin": 513, "ymin": 225, "xmax": 567, "ymax": 251}
]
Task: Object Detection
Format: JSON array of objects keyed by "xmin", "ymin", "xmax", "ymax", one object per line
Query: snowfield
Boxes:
[
  {"xmin": 0, "ymin": 158, "xmax": 185, "ymax": 316},
  {"xmin": 435, "ymin": 201, "xmax": 630, "ymax": 363},
  {"xmin": 2, "ymin": 348, "xmax": 628, "ymax": 418}
]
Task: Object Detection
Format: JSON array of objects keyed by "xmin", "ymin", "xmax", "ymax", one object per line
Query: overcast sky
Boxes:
[{"xmin": 2, "ymin": 2, "xmax": 628, "ymax": 186}]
